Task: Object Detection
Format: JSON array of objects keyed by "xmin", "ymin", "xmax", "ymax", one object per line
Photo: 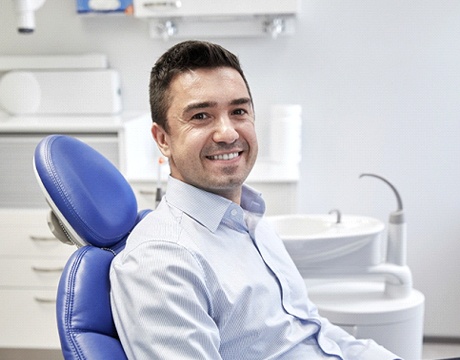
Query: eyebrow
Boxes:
[
  {"xmin": 183, "ymin": 101, "xmax": 217, "ymax": 114},
  {"xmin": 230, "ymin": 97, "xmax": 252, "ymax": 107},
  {"xmin": 183, "ymin": 97, "xmax": 253, "ymax": 114}
]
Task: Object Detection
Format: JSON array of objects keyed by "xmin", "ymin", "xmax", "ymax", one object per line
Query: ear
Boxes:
[{"xmin": 151, "ymin": 123, "xmax": 171, "ymax": 158}]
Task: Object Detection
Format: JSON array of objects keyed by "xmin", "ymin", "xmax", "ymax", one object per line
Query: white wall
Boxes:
[{"xmin": 1, "ymin": 0, "xmax": 460, "ymax": 337}]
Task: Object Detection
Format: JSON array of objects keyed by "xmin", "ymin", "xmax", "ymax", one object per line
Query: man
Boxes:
[{"xmin": 110, "ymin": 40, "xmax": 401, "ymax": 359}]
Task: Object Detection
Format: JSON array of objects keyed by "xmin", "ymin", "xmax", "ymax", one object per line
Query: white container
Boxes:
[
  {"xmin": 308, "ymin": 281, "xmax": 425, "ymax": 360},
  {"xmin": 269, "ymin": 104, "xmax": 302, "ymax": 164}
]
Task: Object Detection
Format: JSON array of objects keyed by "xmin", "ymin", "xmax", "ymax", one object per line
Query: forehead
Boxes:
[{"xmin": 169, "ymin": 67, "xmax": 250, "ymax": 102}]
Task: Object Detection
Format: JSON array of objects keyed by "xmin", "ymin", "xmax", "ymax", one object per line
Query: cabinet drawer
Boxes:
[
  {"xmin": 0, "ymin": 209, "xmax": 75, "ymax": 257},
  {"xmin": 0, "ymin": 258, "xmax": 66, "ymax": 288},
  {"xmin": 0, "ymin": 289, "xmax": 60, "ymax": 349}
]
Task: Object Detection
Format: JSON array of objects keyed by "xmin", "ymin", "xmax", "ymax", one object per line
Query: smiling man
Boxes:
[
  {"xmin": 110, "ymin": 40, "xmax": 401, "ymax": 360},
  {"xmin": 152, "ymin": 66, "xmax": 257, "ymax": 204}
]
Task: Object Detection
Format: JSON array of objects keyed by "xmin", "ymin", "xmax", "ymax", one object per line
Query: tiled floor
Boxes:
[{"xmin": 423, "ymin": 341, "xmax": 460, "ymax": 360}]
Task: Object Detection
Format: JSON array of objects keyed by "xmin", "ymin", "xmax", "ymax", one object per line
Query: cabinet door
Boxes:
[
  {"xmin": 0, "ymin": 258, "xmax": 66, "ymax": 288},
  {"xmin": 0, "ymin": 134, "xmax": 119, "ymax": 208},
  {"xmin": 0, "ymin": 209, "xmax": 75, "ymax": 257},
  {"xmin": 0, "ymin": 289, "xmax": 60, "ymax": 349},
  {"xmin": 134, "ymin": 0, "xmax": 299, "ymax": 18}
]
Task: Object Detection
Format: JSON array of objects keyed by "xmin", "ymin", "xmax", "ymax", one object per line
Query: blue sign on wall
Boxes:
[{"xmin": 77, "ymin": 0, "xmax": 133, "ymax": 14}]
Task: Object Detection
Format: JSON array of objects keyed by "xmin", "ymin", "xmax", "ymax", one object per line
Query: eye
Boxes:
[
  {"xmin": 232, "ymin": 108, "xmax": 248, "ymax": 116},
  {"xmin": 191, "ymin": 112, "xmax": 210, "ymax": 120}
]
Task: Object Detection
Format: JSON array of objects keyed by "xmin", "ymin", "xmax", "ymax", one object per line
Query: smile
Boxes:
[{"xmin": 207, "ymin": 152, "xmax": 240, "ymax": 161}]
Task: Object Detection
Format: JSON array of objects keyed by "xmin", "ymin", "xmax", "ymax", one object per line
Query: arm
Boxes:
[
  {"xmin": 316, "ymin": 314, "xmax": 402, "ymax": 360},
  {"xmin": 110, "ymin": 240, "xmax": 222, "ymax": 360}
]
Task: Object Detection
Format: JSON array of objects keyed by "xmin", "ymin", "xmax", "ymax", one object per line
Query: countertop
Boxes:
[{"xmin": 0, "ymin": 112, "xmax": 145, "ymax": 133}]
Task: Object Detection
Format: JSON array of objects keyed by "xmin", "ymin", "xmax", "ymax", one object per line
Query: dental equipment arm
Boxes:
[
  {"xmin": 12, "ymin": 0, "xmax": 46, "ymax": 33},
  {"xmin": 359, "ymin": 173, "xmax": 406, "ymax": 266},
  {"xmin": 360, "ymin": 173, "xmax": 411, "ymax": 298}
]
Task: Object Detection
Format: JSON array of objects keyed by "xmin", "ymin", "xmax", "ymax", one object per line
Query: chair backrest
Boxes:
[{"xmin": 34, "ymin": 134, "xmax": 150, "ymax": 360}]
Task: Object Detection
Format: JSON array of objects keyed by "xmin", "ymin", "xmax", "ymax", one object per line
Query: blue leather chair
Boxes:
[{"xmin": 34, "ymin": 134, "xmax": 151, "ymax": 359}]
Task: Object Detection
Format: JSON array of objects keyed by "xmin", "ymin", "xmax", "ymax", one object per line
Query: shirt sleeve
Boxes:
[
  {"xmin": 315, "ymin": 315, "xmax": 403, "ymax": 359},
  {"xmin": 110, "ymin": 240, "xmax": 222, "ymax": 360}
]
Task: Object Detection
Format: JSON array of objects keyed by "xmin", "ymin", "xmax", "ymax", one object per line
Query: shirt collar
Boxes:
[{"xmin": 164, "ymin": 176, "xmax": 266, "ymax": 233}]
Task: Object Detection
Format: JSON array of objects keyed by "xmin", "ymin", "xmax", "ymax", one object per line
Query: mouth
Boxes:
[{"xmin": 206, "ymin": 151, "xmax": 241, "ymax": 161}]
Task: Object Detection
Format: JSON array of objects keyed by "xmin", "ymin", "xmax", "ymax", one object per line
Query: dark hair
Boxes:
[{"xmin": 149, "ymin": 40, "xmax": 252, "ymax": 131}]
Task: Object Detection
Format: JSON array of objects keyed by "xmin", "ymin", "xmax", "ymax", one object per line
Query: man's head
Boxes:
[
  {"xmin": 149, "ymin": 40, "xmax": 252, "ymax": 132},
  {"xmin": 150, "ymin": 41, "xmax": 258, "ymax": 204}
]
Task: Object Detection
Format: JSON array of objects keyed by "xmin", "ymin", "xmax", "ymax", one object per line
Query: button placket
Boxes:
[{"xmin": 221, "ymin": 205, "xmax": 247, "ymax": 233}]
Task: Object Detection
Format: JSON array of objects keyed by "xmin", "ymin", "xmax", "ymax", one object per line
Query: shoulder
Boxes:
[
  {"xmin": 115, "ymin": 202, "xmax": 205, "ymax": 265},
  {"xmin": 120, "ymin": 205, "xmax": 185, "ymax": 256}
]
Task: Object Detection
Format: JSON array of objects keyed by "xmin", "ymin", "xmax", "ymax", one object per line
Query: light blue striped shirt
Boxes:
[{"xmin": 110, "ymin": 177, "xmax": 399, "ymax": 359}]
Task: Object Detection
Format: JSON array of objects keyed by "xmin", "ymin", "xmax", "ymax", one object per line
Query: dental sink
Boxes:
[
  {"xmin": 266, "ymin": 214, "xmax": 385, "ymax": 269},
  {"xmin": 266, "ymin": 175, "xmax": 414, "ymax": 299},
  {"xmin": 265, "ymin": 175, "xmax": 423, "ymax": 359}
]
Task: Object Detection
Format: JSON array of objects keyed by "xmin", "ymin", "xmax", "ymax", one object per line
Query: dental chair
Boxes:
[{"xmin": 34, "ymin": 134, "xmax": 151, "ymax": 359}]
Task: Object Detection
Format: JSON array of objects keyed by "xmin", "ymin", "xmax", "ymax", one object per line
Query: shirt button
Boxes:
[{"xmin": 231, "ymin": 209, "xmax": 238, "ymax": 216}]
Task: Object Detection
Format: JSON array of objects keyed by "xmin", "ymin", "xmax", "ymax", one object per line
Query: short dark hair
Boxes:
[{"xmin": 149, "ymin": 40, "xmax": 252, "ymax": 131}]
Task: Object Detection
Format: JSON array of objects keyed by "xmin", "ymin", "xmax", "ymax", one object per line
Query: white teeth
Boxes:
[{"xmin": 209, "ymin": 152, "xmax": 239, "ymax": 160}]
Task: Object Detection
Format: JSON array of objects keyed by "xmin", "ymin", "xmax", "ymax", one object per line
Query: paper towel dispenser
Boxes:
[
  {"xmin": 0, "ymin": 54, "xmax": 122, "ymax": 115},
  {"xmin": 0, "ymin": 70, "xmax": 122, "ymax": 115},
  {"xmin": 133, "ymin": 0, "xmax": 301, "ymax": 39}
]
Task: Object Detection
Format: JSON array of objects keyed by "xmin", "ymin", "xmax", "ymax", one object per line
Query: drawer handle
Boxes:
[
  {"xmin": 144, "ymin": 1, "xmax": 182, "ymax": 9},
  {"xmin": 29, "ymin": 235, "xmax": 58, "ymax": 242},
  {"xmin": 34, "ymin": 296, "xmax": 56, "ymax": 304},
  {"xmin": 139, "ymin": 189, "xmax": 155, "ymax": 196},
  {"xmin": 32, "ymin": 265, "xmax": 64, "ymax": 273}
]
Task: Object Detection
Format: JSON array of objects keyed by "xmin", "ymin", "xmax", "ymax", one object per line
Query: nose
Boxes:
[{"xmin": 212, "ymin": 116, "xmax": 239, "ymax": 144}]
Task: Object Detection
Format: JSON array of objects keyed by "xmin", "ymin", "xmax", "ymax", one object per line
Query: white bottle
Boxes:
[{"xmin": 269, "ymin": 104, "xmax": 302, "ymax": 164}]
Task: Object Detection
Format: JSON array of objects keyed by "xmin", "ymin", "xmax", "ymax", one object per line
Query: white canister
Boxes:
[{"xmin": 269, "ymin": 104, "xmax": 302, "ymax": 164}]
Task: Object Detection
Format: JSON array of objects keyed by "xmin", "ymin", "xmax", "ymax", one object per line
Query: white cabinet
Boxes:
[
  {"xmin": 133, "ymin": 0, "xmax": 300, "ymax": 18},
  {"xmin": 0, "ymin": 209, "xmax": 74, "ymax": 349},
  {"xmin": 133, "ymin": 0, "xmax": 301, "ymax": 39}
]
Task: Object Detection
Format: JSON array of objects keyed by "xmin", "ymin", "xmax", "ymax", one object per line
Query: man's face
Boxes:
[{"xmin": 152, "ymin": 67, "xmax": 258, "ymax": 204}]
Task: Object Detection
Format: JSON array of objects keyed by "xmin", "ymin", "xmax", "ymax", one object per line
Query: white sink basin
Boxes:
[{"xmin": 266, "ymin": 214, "xmax": 385, "ymax": 268}]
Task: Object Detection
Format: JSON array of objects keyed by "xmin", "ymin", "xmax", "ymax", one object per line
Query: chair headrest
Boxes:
[{"xmin": 34, "ymin": 135, "xmax": 138, "ymax": 248}]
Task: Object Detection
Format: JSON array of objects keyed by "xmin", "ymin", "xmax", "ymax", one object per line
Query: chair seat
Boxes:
[{"xmin": 57, "ymin": 246, "xmax": 128, "ymax": 360}]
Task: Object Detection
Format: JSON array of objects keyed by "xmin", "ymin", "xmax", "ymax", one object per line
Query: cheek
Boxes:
[
  {"xmin": 171, "ymin": 130, "xmax": 207, "ymax": 160},
  {"xmin": 185, "ymin": 128, "xmax": 212, "ymax": 150},
  {"xmin": 243, "ymin": 123, "xmax": 258, "ymax": 144}
]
